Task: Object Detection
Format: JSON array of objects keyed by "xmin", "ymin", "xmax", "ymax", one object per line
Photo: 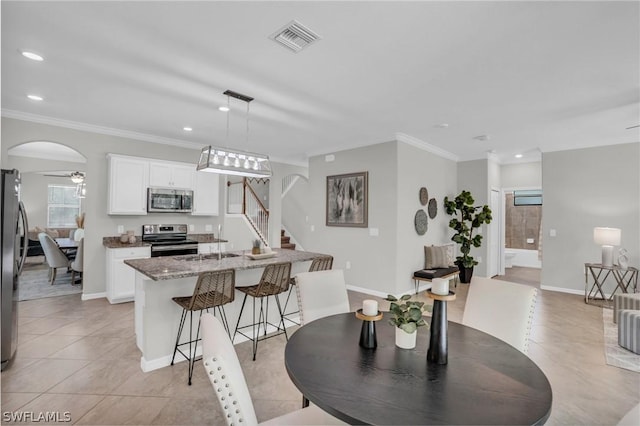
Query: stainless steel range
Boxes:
[{"xmin": 142, "ymin": 224, "xmax": 198, "ymax": 257}]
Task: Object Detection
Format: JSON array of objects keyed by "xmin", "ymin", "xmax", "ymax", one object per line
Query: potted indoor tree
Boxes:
[
  {"xmin": 443, "ymin": 190, "xmax": 492, "ymax": 283},
  {"xmin": 385, "ymin": 294, "xmax": 431, "ymax": 349}
]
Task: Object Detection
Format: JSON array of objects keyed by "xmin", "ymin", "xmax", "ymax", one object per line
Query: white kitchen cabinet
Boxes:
[
  {"xmin": 198, "ymin": 242, "xmax": 226, "ymax": 254},
  {"xmin": 108, "ymin": 154, "xmax": 149, "ymax": 215},
  {"xmin": 149, "ymin": 161, "xmax": 194, "ymax": 189},
  {"xmin": 106, "ymin": 246, "xmax": 151, "ymax": 304},
  {"xmin": 192, "ymin": 171, "xmax": 219, "ymax": 216}
]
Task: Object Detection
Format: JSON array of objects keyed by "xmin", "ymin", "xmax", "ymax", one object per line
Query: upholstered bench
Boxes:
[
  {"xmin": 618, "ymin": 309, "xmax": 640, "ymax": 354},
  {"xmin": 413, "ymin": 267, "xmax": 459, "ymax": 294},
  {"xmin": 613, "ymin": 293, "xmax": 640, "ymax": 324}
]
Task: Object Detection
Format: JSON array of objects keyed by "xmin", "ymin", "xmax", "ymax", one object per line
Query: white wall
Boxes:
[
  {"xmin": 542, "ymin": 143, "xmax": 639, "ymax": 293},
  {"xmin": 21, "ymin": 172, "xmax": 87, "ymax": 229},
  {"xmin": 501, "ymin": 161, "xmax": 542, "ymax": 188},
  {"xmin": 395, "ymin": 142, "xmax": 457, "ymax": 294},
  {"xmin": 305, "ymin": 141, "xmax": 398, "ymax": 295},
  {"xmin": 281, "ymin": 176, "xmax": 310, "ymax": 247},
  {"xmin": 456, "ymin": 159, "xmax": 491, "ymax": 277}
]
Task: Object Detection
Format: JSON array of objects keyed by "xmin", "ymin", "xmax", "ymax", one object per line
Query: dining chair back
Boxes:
[
  {"xmin": 283, "ymin": 256, "xmax": 334, "ymax": 325},
  {"xmin": 38, "ymin": 232, "xmax": 70, "ymax": 285},
  {"xmin": 70, "ymin": 237, "xmax": 84, "ymax": 285},
  {"xmin": 295, "ymin": 269, "xmax": 350, "ymax": 326},
  {"xmin": 462, "ymin": 277, "xmax": 538, "ymax": 354},
  {"xmin": 201, "ymin": 313, "xmax": 346, "ymax": 426}
]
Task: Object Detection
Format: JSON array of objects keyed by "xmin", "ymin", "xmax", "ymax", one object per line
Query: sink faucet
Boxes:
[{"xmin": 217, "ymin": 224, "xmax": 222, "ymax": 261}]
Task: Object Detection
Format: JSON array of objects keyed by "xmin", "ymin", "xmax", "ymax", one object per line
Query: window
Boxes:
[
  {"xmin": 513, "ymin": 190, "xmax": 542, "ymax": 206},
  {"xmin": 47, "ymin": 185, "xmax": 81, "ymax": 227}
]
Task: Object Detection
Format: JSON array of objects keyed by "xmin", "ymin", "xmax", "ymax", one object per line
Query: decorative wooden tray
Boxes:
[{"xmin": 245, "ymin": 252, "xmax": 277, "ymax": 260}]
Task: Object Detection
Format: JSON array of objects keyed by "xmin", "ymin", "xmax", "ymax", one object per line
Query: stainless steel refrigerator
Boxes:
[{"xmin": 1, "ymin": 169, "xmax": 28, "ymax": 371}]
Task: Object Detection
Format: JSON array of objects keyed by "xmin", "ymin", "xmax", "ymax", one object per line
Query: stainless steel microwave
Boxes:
[{"xmin": 147, "ymin": 188, "xmax": 193, "ymax": 213}]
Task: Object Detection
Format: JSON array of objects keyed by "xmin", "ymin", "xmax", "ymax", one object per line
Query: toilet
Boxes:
[{"xmin": 505, "ymin": 250, "xmax": 516, "ymax": 268}]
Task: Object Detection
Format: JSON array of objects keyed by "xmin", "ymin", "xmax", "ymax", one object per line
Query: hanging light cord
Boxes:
[
  {"xmin": 226, "ymin": 95, "xmax": 231, "ymax": 147},
  {"xmin": 245, "ymin": 101, "xmax": 250, "ymax": 150}
]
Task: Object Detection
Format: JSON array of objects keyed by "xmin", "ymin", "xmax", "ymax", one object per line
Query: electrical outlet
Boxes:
[
  {"xmin": 117, "ymin": 225, "xmax": 124, "ymax": 234},
  {"xmin": 476, "ymin": 256, "xmax": 482, "ymax": 263},
  {"xmin": 189, "ymin": 224, "xmax": 195, "ymax": 232},
  {"xmin": 205, "ymin": 224, "xmax": 213, "ymax": 232},
  {"xmin": 549, "ymin": 229, "xmax": 556, "ymax": 237},
  {"xmin": 345, "ymin": 261, "xmax": 351, "ymax": 269},
  {"xmin": 310, "ymin": 225, "xmax": 315, "ymax": 232}
]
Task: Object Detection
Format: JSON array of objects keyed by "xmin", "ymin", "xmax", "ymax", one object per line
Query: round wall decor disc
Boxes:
[
  {"xmin": 419, "ymin": 187, "xmax": 428, "ymax": 206},
  {"xmin": 428, "ymin": 198, "xmax": 438, "ymax": 219},
  {"xmin": 414, "ymin": 209, "xmax": 428, "ymax": 235}
]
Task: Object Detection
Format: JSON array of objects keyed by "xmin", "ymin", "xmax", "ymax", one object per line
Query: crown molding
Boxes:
[
  {"xmin": 395, "ymin": 132, "xmax": 459, "ymax": 162},
  {"xmin": 1, "ymin": 109, "xmax": 204, "ymax": 150}
]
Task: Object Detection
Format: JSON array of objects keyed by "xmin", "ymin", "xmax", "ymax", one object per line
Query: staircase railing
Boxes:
[
  {"xmin": 226, "ymin": 179, "xmax": 270, "ymax": 245},
  {"xmin": 281, "ymin": 175, "xmax": 300, "ymax": 198},
  {"xmin": 242, "ymin": 179, "xmax": 269, "ymax": 245}
]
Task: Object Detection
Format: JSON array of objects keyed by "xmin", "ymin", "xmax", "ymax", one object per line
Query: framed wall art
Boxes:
[{"xmin": 326, "ymin": 171, "xmax": 368, "ymax": 227}]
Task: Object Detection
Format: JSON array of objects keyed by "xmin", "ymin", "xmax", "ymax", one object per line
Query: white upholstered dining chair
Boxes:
[
  {"xmin": 462, "ymin": 276, "xmax": 538, "ymax": 354},
  {"xmin": 295, "ymin": 269, "xmax": 350, "ymax": 326},
  {"xmin": 200, "ymin": 313, "xmax": 345, "ymax": 426},
  {"xmin": 38, "ymin": 232, "xmax": 70, "ymax": 285},
  {"xmin": 70, "ymin": 237, "xmax": 84, "ymax": 285}
]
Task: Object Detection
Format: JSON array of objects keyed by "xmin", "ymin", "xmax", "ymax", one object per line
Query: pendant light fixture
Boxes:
[{"xmin": 197, "ymin": 90, "xmax": 272, "ymax": 177}]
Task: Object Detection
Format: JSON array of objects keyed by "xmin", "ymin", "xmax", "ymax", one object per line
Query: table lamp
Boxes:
[{"xmin": 593, "ymin": 227, "xmax": 621, "ymax": 267}]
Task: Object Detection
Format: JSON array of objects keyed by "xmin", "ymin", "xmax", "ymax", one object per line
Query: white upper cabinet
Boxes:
[
  {"xmin": 108, "ymin": 154, "xmax": 149, "ymax": 215},
  {"xmin": 192, "ymin": 171, "xmax": 219, "ymax": 216},
  {"xmin": 149, "ymin": 161, "xmax": 194, "ymax": 189}
]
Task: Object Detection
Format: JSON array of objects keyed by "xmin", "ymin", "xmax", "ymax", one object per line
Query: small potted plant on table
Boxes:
[{"xmin": 385, "ymin": 294, "xmax": 431, "ymax": 349}]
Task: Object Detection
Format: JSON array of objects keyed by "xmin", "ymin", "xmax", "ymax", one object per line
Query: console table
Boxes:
[{"xmin": 584, "ymin": 263, "xmax": 638, "ymax": 307}]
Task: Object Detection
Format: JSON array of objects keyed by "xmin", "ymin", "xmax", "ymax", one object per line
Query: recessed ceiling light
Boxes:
[
  {"xmin": 218, "ymin": 106, "xmax": 230, "ymax": 112},
  {"xmin": 27, "ymin": 94, "xmax": 43, "ymax": 101},
  {"xmin": 434, "ymin": 123, "xmax": 449, "ymax": 128},
  {"xmin": 515, "ymin": 154, "xmax": 523, "ymax": 158},
  {"xmin": 473, "ymin": 135, "xmax": 490, "ymax": 141},
  {"xmin": 20, "ymin": 50, "xmax": 44, "ymax": 61},
  {"xmin": 183, "ymin": 127, "xmax": 193, "ymax": 132}
]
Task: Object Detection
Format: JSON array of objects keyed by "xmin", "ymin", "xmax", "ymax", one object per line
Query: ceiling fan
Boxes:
[{"xmin": 43, "ymin": 171, "xmax": 85, "ymax": 183}]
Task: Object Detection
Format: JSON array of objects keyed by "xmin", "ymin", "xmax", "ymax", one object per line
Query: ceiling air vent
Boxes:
[{"xmin": 269, "ymin": 20, "xmax": 321, "ymax": 53}]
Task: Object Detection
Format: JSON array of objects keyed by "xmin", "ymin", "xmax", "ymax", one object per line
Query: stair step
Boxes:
[
  {"xmin": 281, "ymin": 229, "xmax": 285, "ymax": 236},
  {"xmin": 281, "ymin": 236, "xmax": 291, "ymax": 244},
  {"xmin": 281, "ymin": 243, "xmax": 296, "ymax": 250}
]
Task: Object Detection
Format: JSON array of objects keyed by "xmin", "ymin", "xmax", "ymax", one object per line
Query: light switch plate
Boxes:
[
  {"xmin": 205, "ymin": 224, "xmax": 213, "ymax": 232},
  {"xmin": 369, "ymin": 228, "xmax": 379, "ymax": 236},
  {"xmin": 550, "ymin": 229, "xmax": 557, "ymax": 237},
  {"xmin": 189, "ymin": 224, "xmax": 195, "ymax": 232},
  {"xmin": 117, "ymin": 225, "xmax": 124, "ymax": 234}
]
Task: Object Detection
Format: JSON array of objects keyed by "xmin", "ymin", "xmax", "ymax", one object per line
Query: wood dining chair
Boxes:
[
  {"xmin": 295, "ymin": 269, "xmax": 350, "ymax": 326},
  {"xmin": 462, "ymin": 276, "xmax": 538, "ymax": 354},
  {"xmin": 201, "ymin": 313, "xmax": 345, "ymax": 426},
  {"xmin": 70, "ymin": 237, "xmax": 84, "ymax": 285}
]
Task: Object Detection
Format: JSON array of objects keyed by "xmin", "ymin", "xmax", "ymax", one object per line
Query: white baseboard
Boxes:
[
  {"xmin": 540, "ymin": 285, "xmax": 584, "ymax": 296},
  {"xmin": 345, "ymin": 284, "xmax": 389, "ymax": 299},
  {"xmin": 81, "ymin": 292, "xmax": 107, "ymax": 301},
  {"xmin": 139, "ymin": 319, "xmax": 299, "ymax": 373}
]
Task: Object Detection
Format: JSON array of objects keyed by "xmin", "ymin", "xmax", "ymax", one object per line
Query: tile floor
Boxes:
[{"xmin": 2, "ymin": 281, "xmax": 639, "ymax": 425}]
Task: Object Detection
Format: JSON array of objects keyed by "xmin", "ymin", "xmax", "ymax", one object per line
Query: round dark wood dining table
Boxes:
[{"xmin": 285, "ymin": 312, "xmax": 552, "ymax": 425}]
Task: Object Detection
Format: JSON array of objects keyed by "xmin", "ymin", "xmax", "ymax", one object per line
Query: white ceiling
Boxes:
[{"xmin": 2, "ymin": 1, "xmax": 639, "ymax": 165}]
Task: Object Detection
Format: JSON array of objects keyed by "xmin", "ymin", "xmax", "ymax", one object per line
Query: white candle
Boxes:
[
  {"xmin": 431, "ymin": 278, "xmax": 449, "ymax": 296},
  {"xmin": 363, "ymin": 299, "xmax": 378, "ymax": 316}
]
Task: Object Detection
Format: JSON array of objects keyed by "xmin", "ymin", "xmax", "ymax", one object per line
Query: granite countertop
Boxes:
[
  {"xmin": 124, "ymin": 248, "xmax": 330, "ymax": 281},
  {"xmin": 102, "ymin": 233, "xmax": 227, "ymax": 249}
]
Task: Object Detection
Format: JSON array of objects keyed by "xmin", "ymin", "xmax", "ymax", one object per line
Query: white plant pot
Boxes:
[{"xmin": 395, "ymin": 327, "xmax": 417, "ymax": 349}]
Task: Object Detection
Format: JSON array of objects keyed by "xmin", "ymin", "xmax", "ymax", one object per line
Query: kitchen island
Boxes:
[{"xmin": 125, "ymin": 248, "xmax": 331, "ymax": 372}]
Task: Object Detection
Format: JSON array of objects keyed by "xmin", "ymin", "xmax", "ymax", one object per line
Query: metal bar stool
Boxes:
[
  {"xmin": 171, "ymin": 268, "xmax": 235, "ymax": 385},
  {"xmin": 233, "ymin": 262, "xmax": 292, "ymax": 361},
  {"xmin": 283, "ymin": 256, "xmax": 334, "ymax": 326}
]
